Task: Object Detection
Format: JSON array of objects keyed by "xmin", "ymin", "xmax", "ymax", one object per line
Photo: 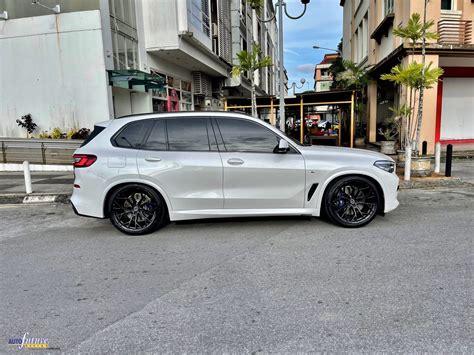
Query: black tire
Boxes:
[
  {"xmin": 323, "ymin": 176, "xmax": 380, "ymax": 228},
  {"xmin": 108, "ymin": 184, "xmax": 167, "ymax": 235}
]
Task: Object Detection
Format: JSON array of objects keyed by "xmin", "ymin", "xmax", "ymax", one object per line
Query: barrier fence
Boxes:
[{"xmin": 0, "ymin": 139, "xmax": 83, "ymax": 165}]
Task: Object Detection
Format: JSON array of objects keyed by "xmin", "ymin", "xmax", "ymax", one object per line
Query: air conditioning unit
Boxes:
[
  {"xmin": 193, "ymin": 72, "xmax": 212, "ymax": 97},
  {"xmin": 212, "ymin": 23, "xmax": 219, "ymax": 38}
]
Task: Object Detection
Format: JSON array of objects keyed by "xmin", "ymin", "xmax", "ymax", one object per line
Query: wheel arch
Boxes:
[
  {"xmin": 316, "ymin": 172, "xmax": 386, "ymax": 216},
  {"xmin": 102, "ymin": 181, "xmax": 172, "ymax": 218}
]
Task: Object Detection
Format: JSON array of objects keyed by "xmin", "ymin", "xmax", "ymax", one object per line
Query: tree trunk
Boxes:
[
  {"xmin": 404, "ymin": 142, "xmax": 412, "ymax": 181},
  {"xmin": 251, "ymin": 74, "xmax": 257, "ymax": 118},
  {"xmin": 414, "ymin": 0, "xmax": 428, "ymax": 155}
]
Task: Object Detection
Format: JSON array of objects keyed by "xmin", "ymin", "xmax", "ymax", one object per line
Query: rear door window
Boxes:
[
  {"xmin": 113, "ymin": 120, "xmax": 152, "ymax": 149},
  {"xmin": 143, "ymin": 120, "xmax": 167, "ymax": 150},
  {"xmin": 166, "ymin": 118, "xmax": 210, "ymax": 151}
]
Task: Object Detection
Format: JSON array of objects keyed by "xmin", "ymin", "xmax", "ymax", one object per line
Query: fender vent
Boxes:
[{"xmin": 307, "ymin": 183, "xmax": 319, "ymax": 201}]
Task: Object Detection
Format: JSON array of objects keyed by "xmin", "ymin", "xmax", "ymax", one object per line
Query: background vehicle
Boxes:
[{"xmin": 71, "ymin": 112, "xmax": 399, "ymax": 235}]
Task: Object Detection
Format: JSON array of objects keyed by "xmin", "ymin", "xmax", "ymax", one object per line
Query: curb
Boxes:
[
  {"xmin": 0, "ymin": 193, "xmax": 71, "ymax": 205},
  {"xmin": 398, "ymin": 177, "xmax": 473, "ymax": 189}
]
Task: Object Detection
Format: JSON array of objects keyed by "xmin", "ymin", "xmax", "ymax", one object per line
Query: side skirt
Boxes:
[{"xmin": 169, "ymin": 208, "xmax": 319, "ymax": 221}]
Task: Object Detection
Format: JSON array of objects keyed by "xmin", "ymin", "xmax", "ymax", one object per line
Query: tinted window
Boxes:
[
  {"xmin": 143, "ymin": 120, "xmax": 167, "ymax": 150},
  {"xmin": 114, "ymin": 120, "xmax": 151, "ymax": 149},
  {"xmin": 216, "ymin": 118, "xmax": 280, "ymax": 153},
  {"xmin": 166, "ymin": 118, "xmax": 210, "ymax": 151}
]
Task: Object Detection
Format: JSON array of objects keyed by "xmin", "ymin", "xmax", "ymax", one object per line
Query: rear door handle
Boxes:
[
  {"xmin": 227, "ymin": 158, "xmax": 244, "ymax": 166},
  {"xmin": 145, "ymin": 157, "xmax": 162, "ymax": 162}
]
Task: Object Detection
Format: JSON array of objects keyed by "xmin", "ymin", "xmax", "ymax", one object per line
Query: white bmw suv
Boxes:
[{"xmin": 71, "ymin": 112, "xmax": 399, "ymax": 235}]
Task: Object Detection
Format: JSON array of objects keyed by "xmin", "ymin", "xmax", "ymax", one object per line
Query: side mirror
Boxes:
[{"xmin": 274, "ymin": 139, "xmax": 290, "ymax": 154}]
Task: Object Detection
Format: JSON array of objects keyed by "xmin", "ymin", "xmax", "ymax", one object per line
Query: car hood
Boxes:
[{"xmin": 298, "ymin": 145, "xmax": 394, "ymax": 162}]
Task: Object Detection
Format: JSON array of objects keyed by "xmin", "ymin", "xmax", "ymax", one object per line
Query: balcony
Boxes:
[{"xmin": 438, "ymin": 19, "xmax": 472, "ymax": 45}]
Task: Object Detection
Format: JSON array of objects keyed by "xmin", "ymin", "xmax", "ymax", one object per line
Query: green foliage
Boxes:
[
  {"xmin": 246, "ymin": 0, "xmax": 263, "ymax": 16},
  {"xmin": 38, "ymin": 131, "xmax": 50, "ymax": 139},
  {"xmin": 381, "ymin": 61, "xmax": 443, "ymax": 90},
  {"xmin": 71, "ymin": 128, "xmax": 90, "ymax": 140},
  {"xmin": 16, "ymin": 113, "xmax": 38, "ymax": 137},
  {"xmin": 231, "ymin": 44, "xmax": 273, "ymax": 78},
  {"xmin": 51, "ymin": 127, "xmax": 63, "ymax": 139},
  {"xmin": 393, "ymin": 13, "xmax": 438, "ymax": 46},
  {"xmin": 334, "ymin": 60, "xmax": 368, "ymax": 90},
  {"xmin": 66, "ymin": 128, "xmax": 77, "ymax": 139}
]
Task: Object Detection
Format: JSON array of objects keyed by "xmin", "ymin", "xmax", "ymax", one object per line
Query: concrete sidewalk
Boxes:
[{"xmin": 0, "ymin": 159, "xmax": 472, "ymax": 204}]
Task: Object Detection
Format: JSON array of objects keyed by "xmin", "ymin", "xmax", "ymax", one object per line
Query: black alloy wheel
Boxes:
[
  {"xmin": 109, "ymin": 184, "xmax": 167, "ymax": 235},
  {"xmin": 324, "ymin": 176, "xmax": 380, "ymax": 228}
]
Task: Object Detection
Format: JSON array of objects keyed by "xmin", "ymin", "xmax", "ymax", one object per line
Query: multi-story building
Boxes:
[
  {"xmin": 313, "ymin": 53, "xmax": 339, "ymax": 92},
  {"xmin": 0, "ymin": 0, "xmax": 280, "ymax": 138},
  {"xmin": 340, "ymin": 0, "xmax": 474, "ymax": 153}
]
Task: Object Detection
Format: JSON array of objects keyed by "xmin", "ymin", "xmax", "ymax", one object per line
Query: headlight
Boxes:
[{"xmin": 374, "ymin": 160, "xmax": 395, "ymax": 173}]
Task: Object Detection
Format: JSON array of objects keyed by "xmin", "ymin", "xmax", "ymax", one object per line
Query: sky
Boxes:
[{"xmin": 282, "ymin": 0, "xmax": 343, "ymax": 93}]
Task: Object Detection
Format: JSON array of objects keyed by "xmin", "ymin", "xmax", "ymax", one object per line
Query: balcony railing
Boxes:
[{"xmin": 438, "ymin": 19, "xmax": 472, "ymax": 45}]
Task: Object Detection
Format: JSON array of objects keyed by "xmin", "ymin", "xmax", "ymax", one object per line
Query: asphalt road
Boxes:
[{"xmin": 1, "ymin": 187, "xmax": 473, "ymax": 352}]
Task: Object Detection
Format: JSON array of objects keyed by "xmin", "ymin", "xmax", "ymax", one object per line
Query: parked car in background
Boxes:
[{"xmin": 71, "ymin": 112, "xmax": 399, "ymax": 235}]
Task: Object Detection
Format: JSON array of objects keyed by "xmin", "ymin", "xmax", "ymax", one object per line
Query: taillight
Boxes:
[{"xmin": 73, "ymin": 154, "xmax": 97, "ymax": 168}]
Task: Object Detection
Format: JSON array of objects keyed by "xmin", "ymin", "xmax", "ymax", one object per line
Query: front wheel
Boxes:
[
  {"xmin": 324, "ymin": 176, "xmax": 380, "ymax": 228},
  {"xmin": 108, "ymin": 184, "xmax": 167, "ymax": 235}
]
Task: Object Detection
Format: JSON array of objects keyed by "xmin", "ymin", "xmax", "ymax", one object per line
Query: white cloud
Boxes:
[{"xmin": 296, "ymin": 64, "xmax": 315, "ymax": 73}]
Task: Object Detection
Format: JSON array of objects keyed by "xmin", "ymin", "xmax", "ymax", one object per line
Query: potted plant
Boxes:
[
  {"xmin": 378, "ymin": 118, "xmax": 398, "ymax": 155},
  {"xmin": 381, "ymin": 10, "xmax": 443, "ymax": 180}
]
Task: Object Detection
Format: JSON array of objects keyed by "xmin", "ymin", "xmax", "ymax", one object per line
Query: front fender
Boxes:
[{"xmin": 307, "ymin": 169, "xmax": 389, "ymax": 216}]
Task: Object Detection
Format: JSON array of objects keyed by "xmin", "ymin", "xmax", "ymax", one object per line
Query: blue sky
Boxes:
[{"xmin": 282, "ymin": 0, "xmax": 343, "ymax": 92}]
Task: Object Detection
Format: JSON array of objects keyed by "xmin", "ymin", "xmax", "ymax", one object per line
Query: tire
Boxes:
[
  {"xmin": 108, "ymin": 184, "xmax": 167, "ymax": 235},
  {"xmin": 323, "ymin": 176, "xmax": 380, "ymax": 228}
]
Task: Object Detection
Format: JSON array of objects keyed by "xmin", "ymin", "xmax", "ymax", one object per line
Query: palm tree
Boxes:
[
  {"xmin": 392, "ymin": 11, "xmax": 438, "ymax": 154},
  {"xmin": 231, "ymin": 44, "xmax": 273, "ymax": 117},
  {"xmin": 381, "ymin": 20, "xmax": 443, "ymax": 181}
]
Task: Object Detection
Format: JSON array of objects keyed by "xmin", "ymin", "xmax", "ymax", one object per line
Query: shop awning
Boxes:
[{"xmin": 107, "ymin": 70, "xmax": 165, "ymax": 92}]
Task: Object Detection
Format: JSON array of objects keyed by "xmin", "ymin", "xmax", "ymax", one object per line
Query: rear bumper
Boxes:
[{"xmin": 70, "ymin": 200, "xmax": 104, "ymax": 219}]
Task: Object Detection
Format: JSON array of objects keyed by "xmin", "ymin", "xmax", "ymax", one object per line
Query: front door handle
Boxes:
[
  {"xmin": 145, "ymin": 157, "xmax": 162, "ymax": 162},
  {"xmin": 227, "ymin": 158, "xmax": 244, "ymax": 166}
]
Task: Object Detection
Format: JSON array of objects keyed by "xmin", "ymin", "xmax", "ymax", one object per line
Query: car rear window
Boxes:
[{"xmin": 80, "ymin": 125, "xmax": 105, "ymax": 147}]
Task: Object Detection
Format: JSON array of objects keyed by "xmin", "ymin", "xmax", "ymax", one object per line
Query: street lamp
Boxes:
[
  {"xmin": 312, "ymin": 45, "xmax": 341, "ymax": 55},
  {"xmin": 291, "ymin": 78, "xmax": 306, "ymax": 95},
  {"xmin": 256, "ymin": 0, "xmax": 310, "ymax": 132}
]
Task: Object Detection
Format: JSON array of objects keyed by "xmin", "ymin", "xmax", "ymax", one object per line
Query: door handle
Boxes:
[
  {"xmin": 227, "ymin": 158, "xmax": 244, "ymax": 166},
  {"xmin": 145, "ymin": 157, "xmax": 162, "ymax": 162}
]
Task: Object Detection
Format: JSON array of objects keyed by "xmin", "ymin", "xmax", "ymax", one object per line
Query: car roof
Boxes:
[{"xmin": 115, "ymin": 111, "xmax": 256, "ymax": 122}]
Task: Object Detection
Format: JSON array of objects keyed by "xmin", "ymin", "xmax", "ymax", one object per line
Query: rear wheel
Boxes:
[
  {"xmin": 108, "ymin": 184, "xmax": 167, "ymax": 235},
  {"xmin": 324, "ymin": 176, "xmax": 380, "ymax": 228}
]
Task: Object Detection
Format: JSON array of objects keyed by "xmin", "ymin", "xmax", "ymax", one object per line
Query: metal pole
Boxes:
[
  {"xmin": 278, "ymin": 1, "xmax": 285, "ymax": 132},
  {"xmin": 350, "ymin": 91, "xmax": 355, "ymax": 148},
  {"xmin": 434, "ymin": 142, "xmax": 441, "ymax": 173},
  {"xmin": 445, "ymin": 144, "xmax": 453, "ymax": 177},
  {"xmin": 23, "ymin": 161, "xmax": 33, "ymax": 194},
  {"xmin": 300, "ymin": 96, "xmax": 304, "ymax": 144}
]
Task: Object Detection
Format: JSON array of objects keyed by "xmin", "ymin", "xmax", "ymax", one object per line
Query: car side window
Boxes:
[
  {"xmin": 143, "ymin": 120, "xmax": 167, "ymax": 150},
  {"xmin": 216, "ymin": 118, "xmax": 280, "ymax": 153},
  {"xmin": 166, "ymin": 117, "xmax": 210, "ymax": 151},
  {"xmin": 113, "ymin": 120, "xmax": 151, "ymax": 149}
]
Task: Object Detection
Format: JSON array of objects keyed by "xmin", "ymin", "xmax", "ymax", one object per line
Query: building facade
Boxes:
[
  {"xmin": 340, "ymin": 0, "xmax": 474, "ymax": 153},
  {"xmin": 0, "ymin": 0, "xmax": 280, "ymax": 138},
  {"xmin": 313, "ymin": 53, "xmax": 339, "ymax": 92}
]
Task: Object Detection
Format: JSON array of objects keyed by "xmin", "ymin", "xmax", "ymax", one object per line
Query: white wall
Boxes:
[
  {"xmin": 441, "ymin": 77, "xmax": 474, "ymax": 140},
  {"xmin": 0, "ymin": 11, "xmax": 111, "ymax": 137}
]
